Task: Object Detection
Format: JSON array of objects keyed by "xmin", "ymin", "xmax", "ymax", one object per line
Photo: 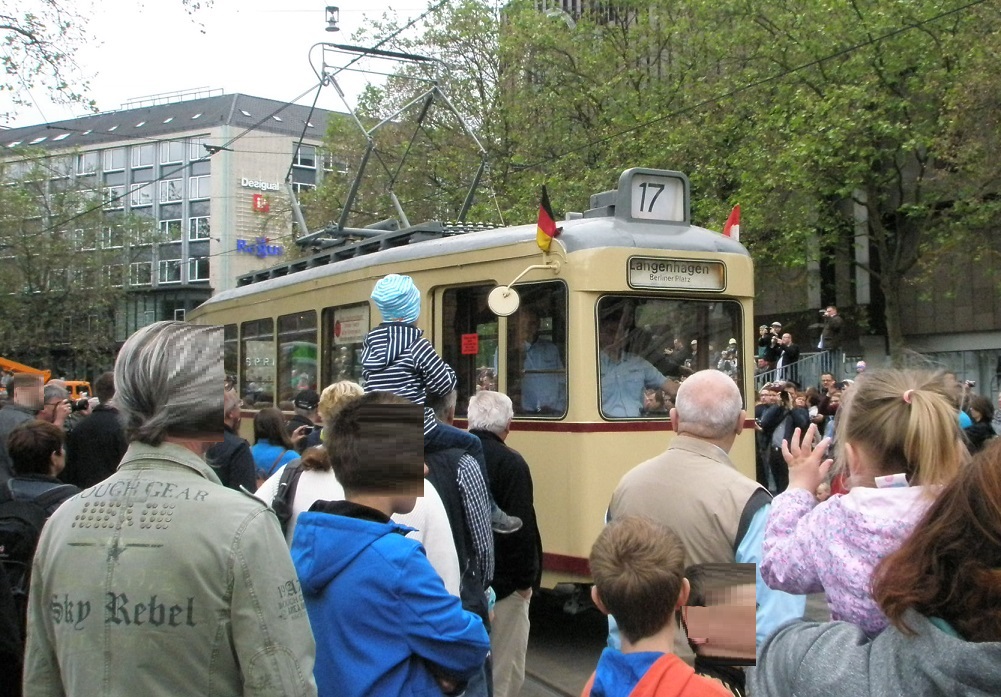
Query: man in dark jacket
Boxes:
[
  {"xmin": 205, "ymin": 389, "xmax": 257, "ymax": 492},
  {"xmin": 0, "ymin": 374, "xmax": 44, "ymax": 485},
  {"xmin": 467, "ymin": 390, "xmax": 541, "ymax": 697},
  {"xmin": 62, "ymin": 372, "xmax": 128, "ymax": 489}
]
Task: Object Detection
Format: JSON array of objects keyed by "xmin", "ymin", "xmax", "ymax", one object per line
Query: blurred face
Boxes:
[
  {"xmin": 781, "ymin": 333, "xmax": 792, "ymax": 346},
  {"xmin": 794, "ymin": 396, "xmax": 807, "ymax": 408},
  {"xmin": 821, "ymin": 374, "xmax": 834, "ymax": 390},
  {"xmin": 14, "ymin": 382, "xmax": 44, "ymax": 411}
]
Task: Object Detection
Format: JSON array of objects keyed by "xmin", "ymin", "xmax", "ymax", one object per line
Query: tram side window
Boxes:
[
  {"xmin": 597, "ymin": 296, "xmax": 743, "ymax": 419},
  {"xmin": 441, "ymin": 285, "xmax": 498, "ymax": 417},
  {"xmin": 277, "ymin": 311, "xmax": 318, "ymax": 406},
  {"xmin": 321, "ymin": 304, "xmax": 369, "ymax": 387},
  {"xmin": 223, "ymin": 324, "xmax": 238, "ymax": 388},
  {"xmin": 506, "ymin": 282, "xmax": 568, "ymax": 417},
  {"xmin": 241, "ymin": 318, "xmax": 275, "ymax": 407}
]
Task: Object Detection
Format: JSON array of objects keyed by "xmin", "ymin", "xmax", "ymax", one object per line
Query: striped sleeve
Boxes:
[{"xmin": 411, "ymin": 338, "xmax": 458, "ymax": 397}]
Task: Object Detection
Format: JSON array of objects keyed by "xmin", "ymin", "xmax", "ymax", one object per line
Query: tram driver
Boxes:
[
  {"xmin": 599, "ymin": 311, "xmax": 679, "ymax": 418},
  {"xmin": 510, "ymin": 307, "xmax": 567, "ymax": 415}
]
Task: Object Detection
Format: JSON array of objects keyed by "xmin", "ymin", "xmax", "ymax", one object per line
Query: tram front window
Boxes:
[
  {"xmin": 597, "ymin": 296, "xmax": 743, "ymax": 419},
  {"xmin": 506, "ymin": 283, "xmax": 567, "ymax": 417}
]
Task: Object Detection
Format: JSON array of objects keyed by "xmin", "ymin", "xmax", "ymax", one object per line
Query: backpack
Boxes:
[
  {"xmin": 0, "ymin": 481, "xmax": 76, "ymax": 643},
  {"xmin": 270, "ymin": 461, "xmax": 305, "ymax": 535}
]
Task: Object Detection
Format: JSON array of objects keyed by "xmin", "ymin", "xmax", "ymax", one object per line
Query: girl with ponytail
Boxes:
[{"xmin": 759, "ymin": 370, "xmax": 965, "ymax": 636}]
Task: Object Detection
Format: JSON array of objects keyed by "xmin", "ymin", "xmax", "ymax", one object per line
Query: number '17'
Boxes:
[{"xmin": 638, "ymin": 183, "xmax": 665, "ymax": 212}]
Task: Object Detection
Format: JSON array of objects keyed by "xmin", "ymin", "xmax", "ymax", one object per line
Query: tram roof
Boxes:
[{"xmin": 205, "ymin": 215, "xmax": 749, "ymax": 307}]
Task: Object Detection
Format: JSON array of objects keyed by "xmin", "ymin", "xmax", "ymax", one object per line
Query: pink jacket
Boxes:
[{"xmin": 761, "ymin": 486, "xmax": 933, "ymax": 636}]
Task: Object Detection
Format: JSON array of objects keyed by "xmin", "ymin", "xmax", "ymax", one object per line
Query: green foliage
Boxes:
[
  {"xmin": 0, "ymin": 153, "xmax": 160, "ymax": 369},
  {"xmin": 315, "ymin": 0, "xmax": 1001, "ymax": 362}
]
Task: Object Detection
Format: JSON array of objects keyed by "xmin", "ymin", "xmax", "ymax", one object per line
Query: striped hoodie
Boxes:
[{"xmin": 361, "ymin": 322, "xmax": 458, "ymax": 435}]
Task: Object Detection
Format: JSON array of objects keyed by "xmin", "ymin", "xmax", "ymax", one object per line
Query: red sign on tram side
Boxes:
[{"xmin": 461, "ymin": 333, "xmax": 479, "ymax": 355}]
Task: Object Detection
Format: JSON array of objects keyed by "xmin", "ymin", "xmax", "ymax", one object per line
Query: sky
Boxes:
[{"xmin": 1, "ymin": 0, "xmax": 433, "ymax": 128}]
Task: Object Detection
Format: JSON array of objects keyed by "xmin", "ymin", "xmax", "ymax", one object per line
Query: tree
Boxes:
[
  {"xmin": 704, "ymin": 0, "xmax": 1001, "ymax": 362},
  {"xmin": 0, "ymin": 153, "xmax": 162, "ymax": 373},
  {"xmin": 0, "ymin": 0, "xmax": 212, "ymax": 122}
]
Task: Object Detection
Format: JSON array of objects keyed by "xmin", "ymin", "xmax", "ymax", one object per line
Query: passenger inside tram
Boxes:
[{"xmin": 509, "ymin": 306, "xmax": 567, "ymax": 415}]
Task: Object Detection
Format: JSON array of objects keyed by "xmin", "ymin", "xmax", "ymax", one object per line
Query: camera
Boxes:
[
  {"xmin": 69, "ymin": 398, "xmax": 89, "ymax": 412},
  {"xmin": 964, "ymin": 380, "xmax": 976, "ymax": 388}
]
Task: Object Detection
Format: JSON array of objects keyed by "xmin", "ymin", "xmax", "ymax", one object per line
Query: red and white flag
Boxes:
[{"xmin": 723, "ymin": 205, "xmax": 740, "ymax": 242}]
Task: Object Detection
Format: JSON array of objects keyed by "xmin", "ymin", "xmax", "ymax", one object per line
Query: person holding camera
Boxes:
[
  {"xmin": 286, "ymin": 389, "xmax": 323, "ymax": 452},
  {"xmin": 62, "ymin": 372, "xmax": 128, "ymax": 490},
  {"xmin": 758, "ymin": 383, "xmax": 810, "ymax": 494},
  {"xmin": 761, "ymin": 322, "xmax": 784, "ymax": 372}
]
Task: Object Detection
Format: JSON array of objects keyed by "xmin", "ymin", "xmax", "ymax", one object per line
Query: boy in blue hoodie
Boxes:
[
  {"xmin": 362, "ymin": 272, "xmax": 521, "ymax": 533},
  {"xmin": 291, "ymin": 392, "xmax": 490, "ymax": 697},
  {"xmin": 582, "ymin": 516, "xmax": 731, "ymax": 697}
]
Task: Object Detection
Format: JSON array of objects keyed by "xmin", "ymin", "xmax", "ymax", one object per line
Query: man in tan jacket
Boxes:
[{"xmin": 607, "ymin": 369, "xmax": 804, "ymax": 660}]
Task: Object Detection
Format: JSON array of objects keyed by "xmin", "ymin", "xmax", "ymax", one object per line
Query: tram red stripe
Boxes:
[
  {"xmin": 543, "ymin": 552, "xmax": 591, "ymax": 576},
  {"xmin": 454, "ymin": 418, "xmax": 758, "ymax": 432}
]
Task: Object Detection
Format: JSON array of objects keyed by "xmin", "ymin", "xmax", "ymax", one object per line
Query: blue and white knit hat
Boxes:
[{"xmin": 371, "ymin": 274, "xmax": 421, "ymax": 323}]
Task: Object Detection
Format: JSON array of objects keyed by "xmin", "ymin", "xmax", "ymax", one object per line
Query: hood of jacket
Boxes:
[
  {"xmin": 361, "ymin": 322, "xmax": 425, "ymax": 372},
  {"xmin": 292, "ymin": 501, "xmax": 416, "ymax": 594},
  {"xmin": 590, "ymin": 649, "xmax": 712, "ymax": 697}
]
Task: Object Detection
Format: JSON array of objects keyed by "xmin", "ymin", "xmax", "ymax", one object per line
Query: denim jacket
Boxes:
[{"xmin": 24, "ymin": 440, "xmax": 317, "ymax": 697}]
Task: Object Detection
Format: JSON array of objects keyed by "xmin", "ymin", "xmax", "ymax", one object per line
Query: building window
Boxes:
[
  {"xmin": 189, "ymin": 216, "xmax": 211, "ymax": 241},
  {"xmin": 291, "ymin": 182, "xmax": 315, "ymax": 195},
  {"xmin": 104, "ymin": 185, "xmax": 125, "ymax": 210},
  {"xmin": 321, "ymin": 150, "xmax": 348, "ymax": 173},
  {"xmin": 78, "ymin": 229, "xmax": 100, "ymax": 251},
  {"xmin": 294, "ymin": 145, "xmax": 316, "ymax": 168},
  {"xmin": 159, "ymin": 219, "xmax": 183, "ymax": 243},
  {"xmin": 130, "ymin": 262, "xmax": 152, "ymax": 286},
  {"xmin": 101, "ymin": 226, "xmax": 124, "ymax": 249},
  {"xmin": 49, "ymin": 156, "xmax": 72, "ymax": 179},
  {"xmin": 76, "ymin": 152, "xmax": 99, "ymax": 175},
  {"xmin": 130, "ymin": 183, "xmax": 153, "ymax": 207},
  {"xmin": 104, "ymin": 148, "xmax": 126, "ymax": 171},
  {"xmin": 189, "ymin": 175, "xmax": 210, "ymax": 200},
  {"xmin": 188, "ymin": 257, "xmax": 210, "ymax": 281},
  {"xmin": 189, "ymin": 137, "xmax": 208, "ymax": 161},
  {"xmin": 158, "ymin": 259, "xmax": 182, "ymax": 284},
  {"xmin": 106, "ymin": 264, "xmax": 124, "ymax": 287},
  {"xmin": 160, "ymin": 140, "xmax": 185, "ymax": 164},
  {"xmin": 132, "ymin": 143, "xmax": 155, "ymax": 168},
  {"xmin": 159, "ymin": 179, "xmax": 183, "ymax": 203}
]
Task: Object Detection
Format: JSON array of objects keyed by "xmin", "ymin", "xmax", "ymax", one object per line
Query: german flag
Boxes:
[{"xmin": 536, "ymin": 185, "xmax": 560, "ymax": 253}]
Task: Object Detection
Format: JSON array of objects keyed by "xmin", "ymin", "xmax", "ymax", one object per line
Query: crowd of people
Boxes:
[{"xmin": 1, "ymin": 277, "xmax": 999, "ymax": 696}]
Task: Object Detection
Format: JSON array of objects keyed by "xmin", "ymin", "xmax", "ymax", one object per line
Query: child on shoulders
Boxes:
[
  {"xmin": 582, "ymin": 516, "xmax": 731, "ymax": 697},
  {"xmin": 761, "ymin": 370, "xmax": 965, "ymax": 636},
  {"xmin": 362, "ymin": 273, "xmax": 521, "ymax": 533}
]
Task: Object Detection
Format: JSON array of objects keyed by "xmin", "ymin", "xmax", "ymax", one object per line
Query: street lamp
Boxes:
[{"xmin": 325, "ymin": 6, "xmax": 340, "ymax": 32}]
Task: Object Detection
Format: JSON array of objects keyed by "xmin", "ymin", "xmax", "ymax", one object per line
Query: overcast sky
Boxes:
[{"xmin": 2, "ymin": 0, "xmax": 430, "ymax": 128}]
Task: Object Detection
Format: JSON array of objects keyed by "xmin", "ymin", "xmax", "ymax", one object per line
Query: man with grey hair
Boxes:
[
  {"xmin": 205, "ymin": 388, "xmax": 257, "ymax": 492},
  {"xmin": 607, "ymin": 369, "xmax": 804, "ymax": 662},
  {"xmin": 427, "ymin": 390, "xmax": 494, "ymax": 697},
  {"xmin": 467, "ymin": 391, "xmax": 541, "ymax": 697},
  {"xmin": 37, "ymin": 384, "xmax": 72, "ymax": 431},
  {"xmin": 24, "ymin": 322, "xmax": 317, "ymax": 697}
]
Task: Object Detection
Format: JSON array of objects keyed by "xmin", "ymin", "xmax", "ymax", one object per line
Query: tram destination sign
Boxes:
[{"xmin": 627, "ymin": 257, "xmax": 725, "ymax": 291}]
